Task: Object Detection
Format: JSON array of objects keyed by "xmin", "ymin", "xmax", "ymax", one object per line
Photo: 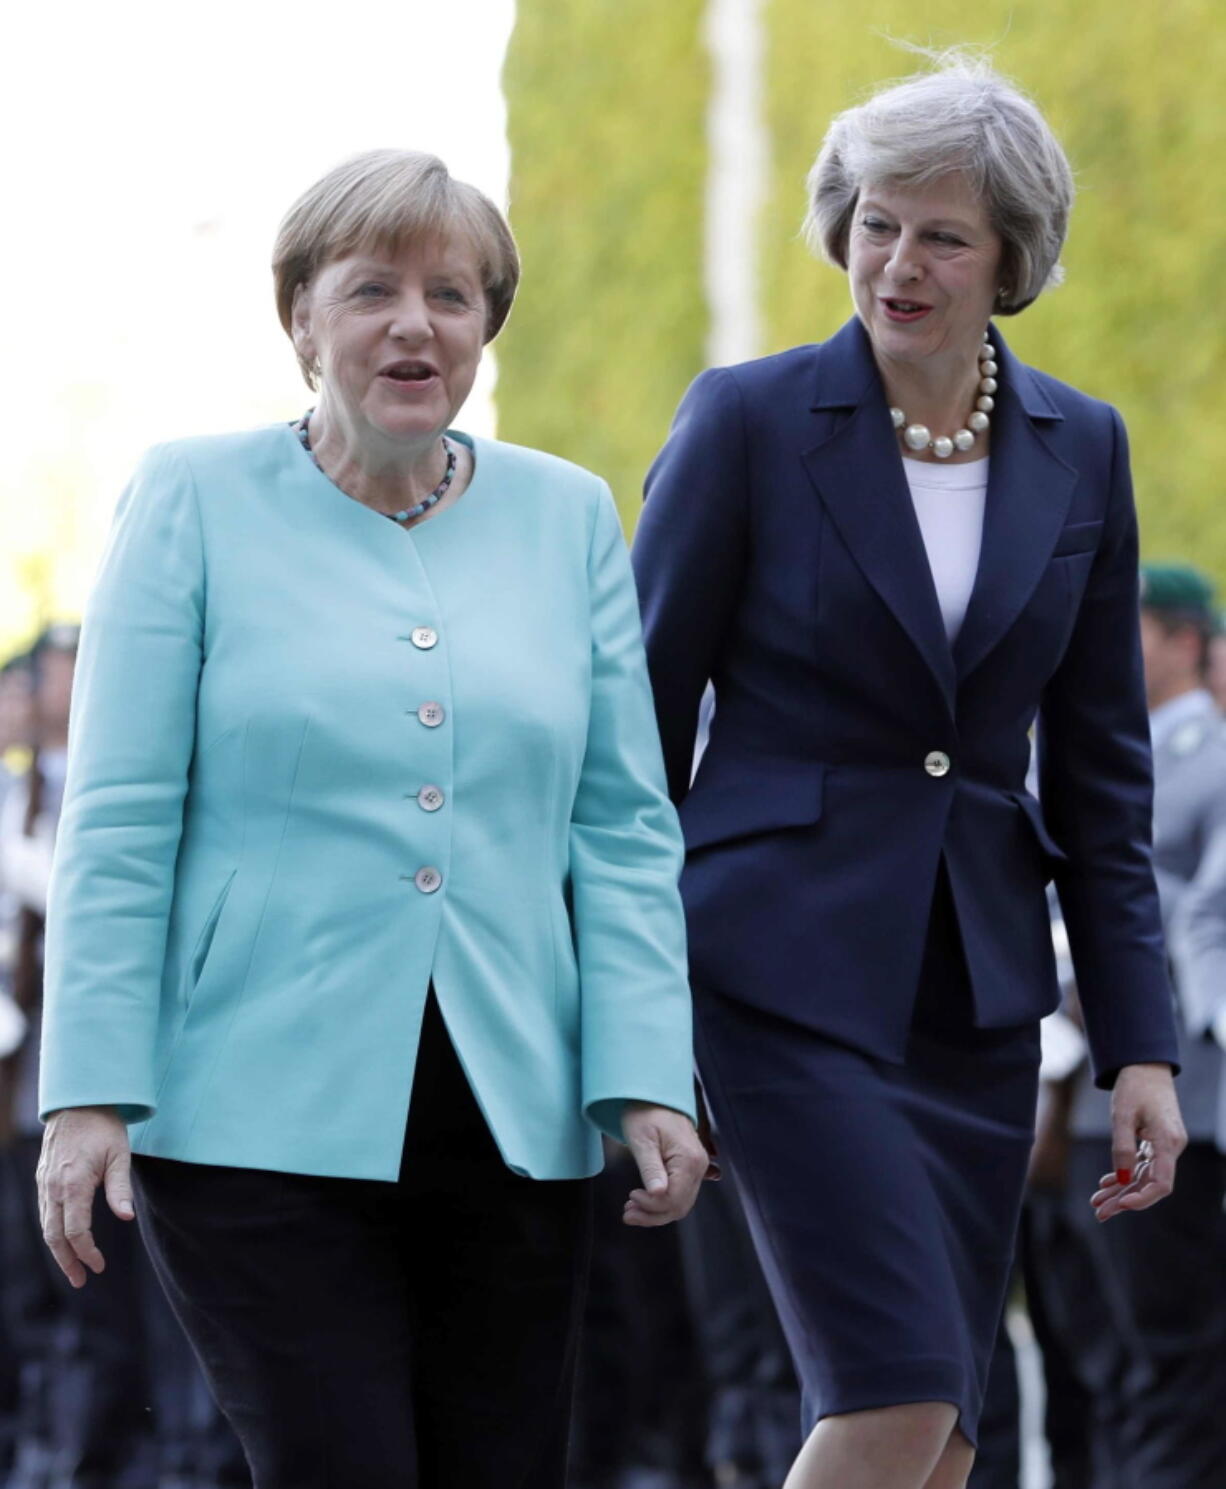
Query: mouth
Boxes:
[
  {"xmin": 880, "ymin": 298, "xmax": 933, "ymax": 323},
  {"xmin": 379, "ymin": 359, "xmax": 440, "ymax": 384}
]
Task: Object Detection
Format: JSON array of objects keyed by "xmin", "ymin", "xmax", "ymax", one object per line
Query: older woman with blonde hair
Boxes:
[
  {"xmin": 634, "ymin": 54, "xmax": 1185, "ymax": 1489},
  {"xmin": 36, "ymin": 149, "xmax": 707, "ymax": 1487}
]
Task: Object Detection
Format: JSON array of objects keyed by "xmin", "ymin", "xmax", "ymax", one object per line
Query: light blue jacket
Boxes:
[{"xmin": 40, "ymin": 425, "xmax": 695, "ymax": 1181}]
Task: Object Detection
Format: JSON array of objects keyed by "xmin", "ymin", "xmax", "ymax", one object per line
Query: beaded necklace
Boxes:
[{"xmin": 292, "ymin": 410, "xmax": 458, "ymax": 524}]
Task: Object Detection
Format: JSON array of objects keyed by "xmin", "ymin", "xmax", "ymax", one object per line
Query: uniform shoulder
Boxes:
[{"xmin": 1168, "ymin": 713, "xmax": 1226, "ymax": 783}]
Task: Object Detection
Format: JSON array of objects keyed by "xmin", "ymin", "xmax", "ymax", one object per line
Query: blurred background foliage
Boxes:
[
  {"xmin": 506, "ymin": 1, "xmax": 1225, "ymax": 578},
  {"xmin": 500, "ymin": 0, "xmax": 709, "ymax": 529}
]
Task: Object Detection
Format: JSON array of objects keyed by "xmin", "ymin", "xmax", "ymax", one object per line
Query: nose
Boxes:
[
  {"xmin": 388, "ymin": 288, "xmax": 434, "ymax": 346},
  {"xmin": 884, "ymin": 230, "xmax": 923, "ymax": 285}
]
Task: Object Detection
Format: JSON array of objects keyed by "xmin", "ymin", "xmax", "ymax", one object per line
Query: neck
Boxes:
[
  {"xmin": 878, "ymin": 346, "xmax": 985, "ymax": 437},
  {"xmin": 309, "ymin": 401, "xmax": 451, "ymax": 515}
]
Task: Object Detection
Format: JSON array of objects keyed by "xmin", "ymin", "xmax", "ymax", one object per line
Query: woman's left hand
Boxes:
[
  {"xmin": 621, "ymin": 1103, "xmax": 710, "ymax": 1227},
  {"xmin": 1091, "ymin": 1062, "xmax": 1186, "ymax": 1222}
]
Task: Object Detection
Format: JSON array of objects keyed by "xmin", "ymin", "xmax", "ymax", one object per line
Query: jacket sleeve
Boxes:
[
  {"xmin": 1171, "ymin": 781, "xmax": 1226, "ymax": 1039},
  {"xmin": 574, "ymin": 484, "xmax": 697, "ymax": 1141},
  {"xmin": 1038, "ymin": 409, "xmax": 1180, "ymax": 1087},
  {"xmin": 631, "ymin": 368, "xmax": 750, "ymax": 805},
  {"xmin": 39, "ymin": 444, "xmax": 205, "ymax": 1122}
]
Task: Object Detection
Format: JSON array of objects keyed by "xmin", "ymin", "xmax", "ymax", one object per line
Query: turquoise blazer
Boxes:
[{"xmin": 40, "ymin": 425, "xmax": 696, "ymax": 1181}]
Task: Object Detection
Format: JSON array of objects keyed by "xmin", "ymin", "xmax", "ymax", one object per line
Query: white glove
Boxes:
[{"xmin": 0, "ymin": 988, "xmax": 27, "ymax": 1059}]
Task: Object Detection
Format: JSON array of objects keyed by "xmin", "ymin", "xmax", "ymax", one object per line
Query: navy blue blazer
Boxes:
[{"xmin": 632, "ymin": 316, "xmax": 1180, "ymax": 1086}]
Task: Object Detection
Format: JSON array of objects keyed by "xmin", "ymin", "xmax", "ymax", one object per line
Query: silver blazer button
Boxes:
[
  {"xmin": 924, "ymin": 751, "xmax": 952, "ymax": 778},
  {"xmin": 411, "ymin": 627, "xmax": 438, "ymax": 650},
  {"xmin": 414, "ymin": 866, "xmax": 443, "ymax": 894}
]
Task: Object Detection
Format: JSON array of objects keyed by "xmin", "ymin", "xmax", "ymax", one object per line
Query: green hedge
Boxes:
[
  {"xmin": 762, "ymin": 1, "xmax": 1226, "ymax": 577},
  {"xmin": 500, "ymin": 0, "xmax": 709, "ymax": 532}
]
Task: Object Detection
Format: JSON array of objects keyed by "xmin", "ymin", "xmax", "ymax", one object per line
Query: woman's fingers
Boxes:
[
  {"xmin": 37, "ymin": 1106, "xmax": 132, "ymax": 1284},
  {"xmin": 620, "ymin": 1104, "xmax": 710, "ymax": 1226},
  {"xmin": 103, "ymin": 1149, "xmax": 136, "ymax": 1223},
  {"xmin": 1096, "ymin": 1063, "xmax": 1186, "ymax": 1222},
  {"xmin": 40, "ymin": 1171, "xmax": 98, "ymax": 1287},
  {"xmin": 1092, "ymin": 1137, "xmax": 1182, "ymax": 1222}
]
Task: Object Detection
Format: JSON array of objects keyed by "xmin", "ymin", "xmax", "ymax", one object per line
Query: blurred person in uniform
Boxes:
[
  {"xmin": 1205, "ymin": 617, "xmax": 1226, "ymax": 716},
  {"xmin": 0, "ymin": 651, "xmax": 36, "ymax": 1480},
  {"xmin": 0, "ymin": 627, "xmax": 248, "ymax": 1489},
  {"xmin": 1026, "ymin": 564, "xmax": 1226, "ymax": 1489},
  {"xmin": 0, "ymin": 626, "xmax": 79, "ymax": 1489}
]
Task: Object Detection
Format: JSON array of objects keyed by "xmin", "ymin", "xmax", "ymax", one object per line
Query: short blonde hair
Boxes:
[
  {"xmin": 804, "ymin": 53, "xmax": 1074, "ymax": 315},
  {"xmin": 273, "ymin": 149, "xmax": 520, "ymax": 385}
]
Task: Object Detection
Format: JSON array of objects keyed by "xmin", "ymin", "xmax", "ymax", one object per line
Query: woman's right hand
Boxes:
[{"xmin": 37, "ymin": 1105, "xmax": 135, "ymax": 1287}]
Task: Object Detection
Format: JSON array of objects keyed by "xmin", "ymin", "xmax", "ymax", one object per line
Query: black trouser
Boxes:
[{"xmin": 133, "ymin": 993, "xmax": 594, "ymax": 1489}]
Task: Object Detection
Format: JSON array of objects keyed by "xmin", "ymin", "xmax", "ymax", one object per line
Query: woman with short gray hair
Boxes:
[
  {"xmin": 635, "ymin": 53, "xmax": 1184, "ymax": 1489},
  {"xmin": 36, "ymin": 148, "xmax": 708, "ymax": 1485}
]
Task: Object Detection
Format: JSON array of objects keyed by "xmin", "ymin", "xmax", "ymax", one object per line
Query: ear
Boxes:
[{"xmin": 290, "ymin": 282, "xmax": 315, "ymax": 365}]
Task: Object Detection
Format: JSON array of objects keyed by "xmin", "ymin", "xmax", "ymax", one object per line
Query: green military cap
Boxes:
[{"xmin": 1139, "ymin": 563, "xmax": 1217, "ymax": 618}]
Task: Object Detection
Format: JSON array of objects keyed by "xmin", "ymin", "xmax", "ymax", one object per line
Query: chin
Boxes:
[{"xmin": 370, "ymin": 406, "xmax": 446, "ymax": 440}]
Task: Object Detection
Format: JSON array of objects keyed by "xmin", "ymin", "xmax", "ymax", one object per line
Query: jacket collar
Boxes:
[{"xmin": 801, "ymin": 317, "xmax": 1078, "ymax": 711}]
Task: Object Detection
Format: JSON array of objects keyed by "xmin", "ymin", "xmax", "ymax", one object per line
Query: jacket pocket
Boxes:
[
  {"xmin": 186, "ymin": 869, "xmax": 237, "ymax": 1000},
  {"xmin": 1010, "ymin": 792, "xmax": 1067, "ymax": 864},
  {"xmin": 1051, "ymin": 520, "xmax": 1104, "ymax": 559},
  {"xmin": 680, "ymin": 765, "xmax": 824, "ymax": 852}
]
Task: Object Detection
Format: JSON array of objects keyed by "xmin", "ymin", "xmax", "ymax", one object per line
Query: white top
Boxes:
[{"xmin": 902, "ymin": 456, "xmax": 990, "ymax": 642}]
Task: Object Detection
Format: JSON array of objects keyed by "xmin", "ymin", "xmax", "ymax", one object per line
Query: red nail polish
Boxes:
[{"xmin": 1117, "ymin": 1168, "xmax": 1132, "ymax": 1185}]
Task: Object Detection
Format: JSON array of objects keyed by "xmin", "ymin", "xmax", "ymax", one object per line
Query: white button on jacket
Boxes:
[{"xmin": 39, "ymin": 427, "xmax": 695, "ymax": 1182}]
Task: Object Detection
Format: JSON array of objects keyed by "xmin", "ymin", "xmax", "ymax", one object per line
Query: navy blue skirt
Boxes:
[{"xmin": 692, "ymin": 872, "xmax": 1041, "ymax": 1447}]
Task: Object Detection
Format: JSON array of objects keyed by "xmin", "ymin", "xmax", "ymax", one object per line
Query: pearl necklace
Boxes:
[
  {"xmin": 889, "ymin": 332, "xmax": 998, "ymax": 460},
  {"xmin": 292, "ymin": 410, "xmax": 458, "ymax": 524}
]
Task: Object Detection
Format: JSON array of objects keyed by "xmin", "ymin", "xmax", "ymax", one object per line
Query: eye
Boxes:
[
  {"xmin": 860, "ymin": 216, "xmax": 892, "ymax": 234},
  {"xmin": 929, "ymin": 233, "xmax": 966, "ymax": 247},
  {"xmin": 354, "ymin": 281, "xmax": 390, "ymax": 298},
  {"xmin": 432, "ymin": 286, "xmax": 469, "ymax": 305}
]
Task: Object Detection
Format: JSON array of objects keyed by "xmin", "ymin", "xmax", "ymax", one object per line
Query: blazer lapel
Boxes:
[
  {"xmin": 952, "ymin": 336, "xmax": 1079, "ymax": 682},
  {"xmin": 801, "ymin": 320, "xmax": 957, "ymax": 713}
]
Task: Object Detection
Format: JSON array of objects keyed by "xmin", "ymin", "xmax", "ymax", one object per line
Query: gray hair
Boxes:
[
  {"xmin": 273, "ymin": 150, "xmax": 520, "ymax": 387},
  {"xmin": 804, "ymin": 53, "xmax": 1074, "ymax": 315}
]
